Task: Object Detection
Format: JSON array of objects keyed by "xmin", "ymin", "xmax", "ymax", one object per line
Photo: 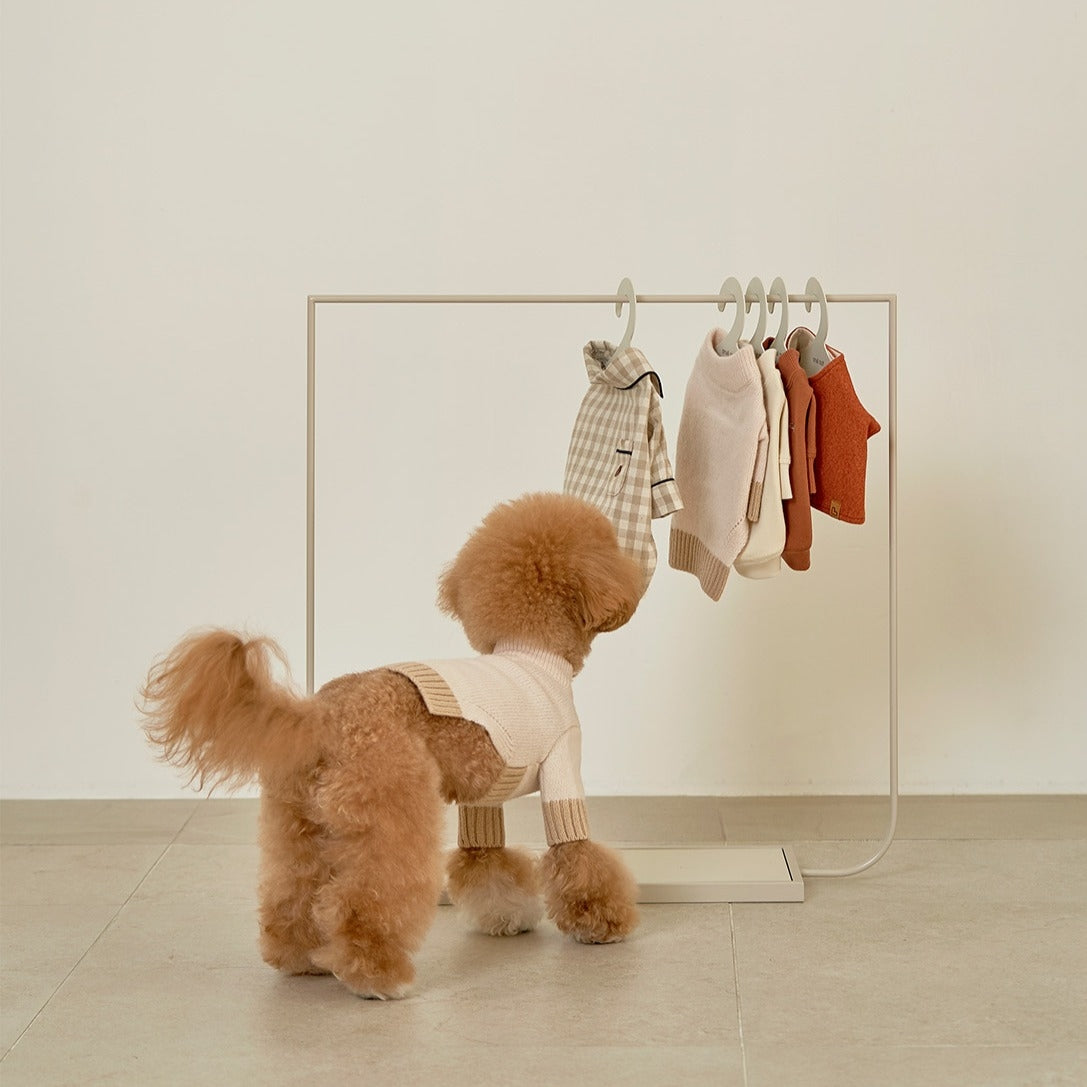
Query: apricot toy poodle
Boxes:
[{"xmin": 140, "ymin": 492, "xmax": 643, "ymax": 999}]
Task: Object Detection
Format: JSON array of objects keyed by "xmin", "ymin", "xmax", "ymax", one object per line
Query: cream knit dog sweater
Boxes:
[
  {"xmin": 388, "ymin": 641, "xmax": 588, "ymax": 847},
  {"xmin": 669, "ymin": 333, "xmax": 768, "ymax": 600},
  {"xmin": 734, "ymin": 347, "xmax": 791, "ymax": 579}
]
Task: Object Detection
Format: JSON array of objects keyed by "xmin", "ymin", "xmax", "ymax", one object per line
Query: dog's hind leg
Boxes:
[
  {"xmin": 308, "ymin": 716, "xmax": 444, "ymax": 1000},
  {"xmin": 257, "ymin": 783, "xmax": 330, "ymax": 975}
]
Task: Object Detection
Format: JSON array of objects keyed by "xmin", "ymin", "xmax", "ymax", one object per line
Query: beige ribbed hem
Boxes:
[
  {"xmin": 669, "ymin": 528, "xmax": 730, "ymax": 602},
  {"xmin": 458, "ymin": 805, "xmax": 505, "ymax": 849},
  {"xmin": 387, "ymin": 662, "xmax": 462, "ymax": 717},
  {"xmin": 542, "ymin": 798, "xmax": 590, "ymax": 845},
  {"xmin": 480, "ymin": 765, "xmax": 529, "ymax": 803}
]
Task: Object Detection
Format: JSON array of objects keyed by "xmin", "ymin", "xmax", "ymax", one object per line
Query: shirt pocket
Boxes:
[{"xmin": 607, "ymin": 438, "xmax": 635, "ymax": 496}]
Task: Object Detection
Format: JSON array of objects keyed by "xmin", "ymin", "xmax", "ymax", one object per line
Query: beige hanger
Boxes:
[{"xmin": 716, "ymin": 277, "xmax": 746, "ymax": 354}]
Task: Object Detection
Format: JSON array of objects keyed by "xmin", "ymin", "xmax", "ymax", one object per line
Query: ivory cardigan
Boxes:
[{"xmin": 734, "ymin": 347, "xmax": 791, "ymax": 579}]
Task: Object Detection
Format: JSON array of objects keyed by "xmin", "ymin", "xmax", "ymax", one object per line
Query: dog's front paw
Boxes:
[
  {"xmin": 447, "ymin": 846, "xmax": 543, "ymax": 936},
  {"xmin": 538, "ymin": 839, "xmax": 640, "ymax": 944},
  {"xmin": 347, "ymin": 980, "xmax": 413, "ymax": 1001},
  {"xmin": 560, "ymin": 899, "xmax": 639, "ymax": 944}
]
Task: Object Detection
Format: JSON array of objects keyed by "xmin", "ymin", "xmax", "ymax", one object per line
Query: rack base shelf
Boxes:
[
  {"xmin": 620, "ymin": 845, "xmax": 804, "ymax": 903},
  {"xmin": 438, "ymin": 844, "xmax": 804, "ymax": 906}
]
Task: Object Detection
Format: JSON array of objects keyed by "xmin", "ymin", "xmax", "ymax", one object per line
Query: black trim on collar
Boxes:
[{"xmin": 620, "ymin": 371, "xmax": 664, "ymax": 397}]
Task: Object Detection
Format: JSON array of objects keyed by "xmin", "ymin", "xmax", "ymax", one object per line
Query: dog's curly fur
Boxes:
[{"xmin": 140, "ymin": 493, "xmax": 643, "ymax": 999}]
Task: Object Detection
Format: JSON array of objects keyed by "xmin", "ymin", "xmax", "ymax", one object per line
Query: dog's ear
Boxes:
[
  {"xmin": 576, "ymin": 549, "xmax": 643, "ymax": 634},
  {"xmin": 437, "ymin": 560, "xmax": 461, "ymax": 620}
]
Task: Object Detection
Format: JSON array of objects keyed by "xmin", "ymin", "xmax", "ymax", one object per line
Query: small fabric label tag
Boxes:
[{"xmin": 830, "ymin": 499, "xmax": 842, "ymax": 518}]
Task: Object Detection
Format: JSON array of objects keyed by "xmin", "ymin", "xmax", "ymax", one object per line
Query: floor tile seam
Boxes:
[
  {"xmin": 876, "ymin": 834, "xmax": 1087, "ymax": 842},
  {"xmin": 767, "ymin": 835, "xmax": 1087, "ymax": 845},
  {"xmin": 727, "ymin": 904, "xmax": 749, "ymax": 1087},
  {"xmin": 879, "ymin": 1043, "xmax": 1039, "ymax": 1049},
  {"xmin": 740, "ymin": 1038, "xmax": 1048, "ymax": 1048},
  {"xmin": 171, "ymin": 798, "xmax": 209, "ymax": 843},
  {"xmin": 743, "ymin": 833, "xmax": 1087, "ymax": 842},
  {"xmin": 0, "ymin": 797, "xmax": 203, "ymax": 846},
  {"xmin": 0, "ymin": 840, "xmax": 175, "ymax": 1064}
]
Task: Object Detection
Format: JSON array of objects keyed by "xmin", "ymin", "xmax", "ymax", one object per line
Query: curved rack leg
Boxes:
[{"xmin": 799, "ymin": 295, "xmax": 898, "ymax": 878}]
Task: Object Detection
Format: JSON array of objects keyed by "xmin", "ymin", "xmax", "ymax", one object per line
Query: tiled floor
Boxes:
[{"xmin": 1, "ymin": 796, "xmax": 1084, "ymax": 1086}]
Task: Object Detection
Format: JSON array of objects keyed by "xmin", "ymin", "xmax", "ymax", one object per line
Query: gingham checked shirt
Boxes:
[{"xmin": 563, "ymin": 341, "xmax": 683, "ymax": 587}]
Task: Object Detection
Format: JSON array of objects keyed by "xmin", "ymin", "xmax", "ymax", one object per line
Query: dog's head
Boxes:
[{"xmin": 438, "ymin": 493, "xmax": 644, "ymax": 673}]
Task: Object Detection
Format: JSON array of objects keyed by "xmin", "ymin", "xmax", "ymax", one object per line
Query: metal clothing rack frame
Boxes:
[{"xmin": 305, "ymin": 290, "xmax": 899, "ymax": 901}]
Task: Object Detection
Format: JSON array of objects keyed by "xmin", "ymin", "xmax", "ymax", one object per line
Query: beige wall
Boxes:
[{"xmin": 2, "ymin": 0, "xmax": 1084, "ymax": 796}]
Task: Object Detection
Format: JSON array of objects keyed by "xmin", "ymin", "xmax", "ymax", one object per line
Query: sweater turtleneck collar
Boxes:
[
  {"xmin": 492, "ymin": 640, "xmax": 575, "ymax": 684},
  {"xmin": 696, "ymin": 331, "xmax": 760, "ymax": 393},
  {"xmin": 774, "ymin": 347, "xmax": 808, "ymax": 388}
]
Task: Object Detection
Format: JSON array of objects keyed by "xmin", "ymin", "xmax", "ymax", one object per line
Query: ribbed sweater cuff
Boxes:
[
  {"xmin": 669, "ymin": 527, "xmax": 730, "ymax": 601},
  {"xmin": 543, "ymin": 798, "xmax": 590, "ymax": 845},
  {"xmin": 458, "ymin": 806, "xmax": 506, "ymax": 849}
]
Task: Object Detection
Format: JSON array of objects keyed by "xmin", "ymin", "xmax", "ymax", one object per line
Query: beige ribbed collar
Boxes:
[
  {"xmin": 492, "ymin": 640, "xmax": 574, "ymax": 684},
  {"xmin": 696, "ymin": 332, "xmax": 760, "ymax": 393}
]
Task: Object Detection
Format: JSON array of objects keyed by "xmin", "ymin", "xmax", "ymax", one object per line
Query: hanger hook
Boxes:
[
  {"xmin": 804, "ymin": 276, "xmax": 829, "ymax": 350},
  {"xmin": 745, "ymin": 277, "xmax": 768, "ymax": 355},
  {"xmin": 717, "ymin": 277, "xmax": 746, "ymax": 353},
  {"xmin": 767, "ymin": 276, "xmax": 789, "ymax": 352},
  {"xmin": 615, "ymin": 277, "xmax": 636, "ymax": 351}
]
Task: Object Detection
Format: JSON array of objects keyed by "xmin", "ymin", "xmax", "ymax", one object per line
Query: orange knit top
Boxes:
[{"xmin": 790, "ymin": 332, "xmax": 880, "ymax": 525}]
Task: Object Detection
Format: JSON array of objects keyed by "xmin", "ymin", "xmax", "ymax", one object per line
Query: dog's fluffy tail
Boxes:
[{"xmin": 140, "ymin": 630, "xmax": 324, "ymax": 790}]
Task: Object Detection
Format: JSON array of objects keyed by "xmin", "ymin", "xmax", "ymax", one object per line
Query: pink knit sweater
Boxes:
[{"xmin": 669, "ymin": 332, "xmax": 768, "ymax": 600}]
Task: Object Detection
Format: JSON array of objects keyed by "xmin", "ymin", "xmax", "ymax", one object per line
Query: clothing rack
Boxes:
[{"xmin": 305, "ymin": 289, "xmax": 899, "ymax": 899}]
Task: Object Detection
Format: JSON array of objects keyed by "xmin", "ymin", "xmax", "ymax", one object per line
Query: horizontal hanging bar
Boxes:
[{"xmin": 308, "ymin": 293, "xmax": 895, "ymax": 305}]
